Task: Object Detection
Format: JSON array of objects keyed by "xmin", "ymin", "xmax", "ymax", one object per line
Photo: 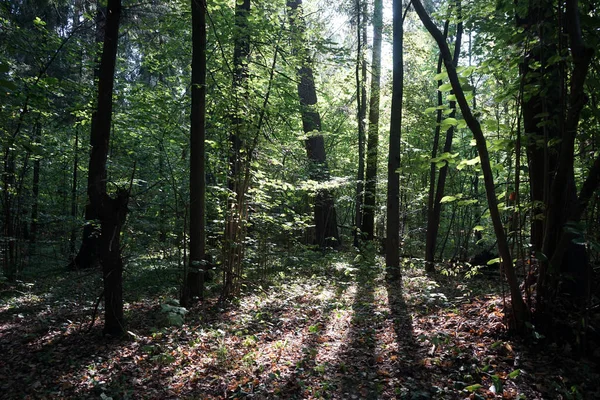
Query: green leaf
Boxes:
[
  {"xmin": 438, "ymin": 83, "xmax": 453, "ymax": 92},
  {"xmin": 487, "ymin": 258, "xmax": 500, "ymax": 265},
  {"xmin": 441, "ymin": 117, "xmax": 458, "ymax": 126},
  {"xmin": 473, "ymin": 225, "xmax": 485, "ymax": 232},
  {"xmin": 508, "ymin": 369, "xmax": 521, "ymax": 379},
  {"xmin": 440, "ymin": 195, "xmax": 457, "ymax": 203},
  {"xmin": 33, "ymin": 16, "xmax": 46, "ymax": 26},
  {"xmin": 465, "ymin": 384, "xmax": 481, "ymax": 392},
  {"xmin": 434, "ymin": 72, "xmax": 448, "ymax": 80}
]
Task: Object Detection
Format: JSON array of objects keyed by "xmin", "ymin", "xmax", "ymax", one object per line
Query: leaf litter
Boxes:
[{"xmin": 0, "ymin": 256, "xmax": 598, "ymax": 399}]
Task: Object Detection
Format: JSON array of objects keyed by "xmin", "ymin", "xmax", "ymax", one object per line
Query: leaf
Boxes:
[
  {"xmin": 441, "ymin": 117, "xmax": 458, "ymax": 126},
  {"xmin": 487, "ymin": 258, "xmax": 501, "ymax": 265},
  {"xmin": 434, "ymin": 71, "xmax": 448, "ymax": 80},
  {"xmin": 438, "ymin": 83, "xmax": 453, "ymax": 92},
  {"xmin": 465, "ymin": 384, "xmax": 481, "ymax": 392},
  {"xmin": 508, "ymin": 369, "xmax": 521, "ymax": 379},
  {"xmin": 33, "ymin": 16, "xmax": 46, "ymax": 27},
  {"xmin": 440, "ymin": 195, "xmax": 457, "ymax": 203}
]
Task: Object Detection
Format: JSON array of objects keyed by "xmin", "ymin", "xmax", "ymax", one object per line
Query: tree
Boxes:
[
  {"xmin": 353, "ymin": 0, "xmax": 367, "ymax": 246},
  {"xmin": 287, "ymin": 0, "xmax": 340, "ymax": 248},
  {"xmin": 86, "ymin": 0, "xmax": 127, "ymax": 335},
  {"xmin": 386, "ymin": 0, "xmax": 405, "ymax": 279},
  {"xmin": 182, "ymin": 0, "xmax": 207, "ymax": 307},
  {"xmin": 362, "ymin": 0, "xmax": 382, "ymax": 242},
  {"xmin": 222, "ymin": 0, "xmax": 251, "ymax": 300}
]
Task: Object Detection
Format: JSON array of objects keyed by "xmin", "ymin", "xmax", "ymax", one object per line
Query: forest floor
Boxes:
[{"xmin": 0, "ymin": 252, "xmax": 599, "ymax": 399}]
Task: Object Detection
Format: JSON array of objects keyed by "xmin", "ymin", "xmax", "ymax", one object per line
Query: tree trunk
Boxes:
[
  {"xmin": 413, "ymin": 0, "xmax": 529, "ymax": 331},
  {"xmin": 27, "ymin": 126, "xmax": 41, "ymax": 248},
  {"xmin": 385, "ymin": 0, "xmax": 404, "ymax": 279},
  {"xmin": 362, "ymin": 0, "xmax": 383, "ymax": 242},
  {"xmin": 425, "ymin": 20, "xmax": 449, "ymax": 273},
  {"xmin": 222, "ymin": 0, "xmax": 251, "ymax": 300},
  {"xmin": 353, "ymin": 0, "xmax": 367, "ymax": 247},
  {"xmin": 287, "ymin": 0, "xmax": 340, "ymax": 248},
  {"xmin": 87, "ymin": 0, "xmax": 125, "ymax": 335},
  {"xmin": 182, "ymin": 0, "xmax": 207, "ymax": 306}
]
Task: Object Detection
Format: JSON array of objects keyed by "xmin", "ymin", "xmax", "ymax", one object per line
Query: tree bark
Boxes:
[
  {"xmin": 182, "ymin": 0, "xmax": 207, "ymax": 306},
  {"xmin": 362, "ymin": 0, "xmax": 383, "ymax": 242},
  {"xmin": 385, "ymin": 0, "xmax": 404, "ymax": 279},
  {"xmin": 425, "ymin": 20, "xmax": 449, "ymax": 273},
  {"xmin": 87, "ymin": 0, "xmax": 126, "ymax": 335},
  {"xmin": 353, "ymin": 0, "xmax": 367, "ymax": 246},
  {"xmin": 287, "ymin": 0, "xmax": 340, "ymax": 248}
]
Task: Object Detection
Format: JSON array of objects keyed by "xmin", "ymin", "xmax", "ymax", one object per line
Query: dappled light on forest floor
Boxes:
[{"xmin": 1, "ymin": 257, "xmax": 599, "ymax": 399}]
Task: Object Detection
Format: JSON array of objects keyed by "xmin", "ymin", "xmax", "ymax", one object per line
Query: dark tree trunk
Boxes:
[
  {"xmin": 2, "ymin": 149, "xmax": 16, "ymax": 281},
  {"xmin": 425, "ymin": 20, "xmax": 449, "ymax": 272},
  {"xmin": 353, "ymin": 0, "xmax": 367, "ymax": 246},
  {"xmin": 182, "ymin": 0, "xmax": 207, "ymax": 306},
  {"xmin": 69, "ymin": 128, "xmax": 79, "ymax": 256},
  {"xmin": 87, "ymin": 0, "xmax": 125, "ymax": 335},
  {"xmin": 222, "ymin": 0, "xmax": 251, "ymax": 300},
  {"xmin": 385, "ymin": 0, "xmax": 404, "ymax": 279},
  {"xmin": 288, "ymin": 0, "xmax": 340, "ymax": 248},
  {"xmin": 29, "ymin": 123, "xmax": 41, "ymax": 245},
  {"xmin": 362, "ymin": 0, "xmax": 383, "ymax": 241}
]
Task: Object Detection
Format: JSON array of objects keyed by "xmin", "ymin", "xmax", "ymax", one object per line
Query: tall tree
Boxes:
[
  {"xmin": 222, "ymin": 0, "xmax": 251, "ymax": 299},
  {"xmin": 182, "ymin": 0, "xmax": 207, "ymax": 306},
  {"xmin": 287, "ymin": 0, "xmax": 340, "ymax": 248},
  {"xmin": 353, "ymin": 0, "xmax": 367, "ymax": 246},
  {"xmin": 362, "ymin": 0, "xmax": 383, "ymax": 242},
  {"xmin": 87, "ymin": 0, "xmax": 127, "ymax": 335},
  {"xmin": 386, "ymin": 0, "xmax": 404, "ymax": 279}
]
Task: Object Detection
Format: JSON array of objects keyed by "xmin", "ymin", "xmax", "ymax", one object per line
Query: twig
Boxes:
[{"xmin": 87, "ymin": 290, "xmax": 104, "ymax": 333}]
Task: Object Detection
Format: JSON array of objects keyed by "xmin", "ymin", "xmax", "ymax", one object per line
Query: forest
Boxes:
[{"xmin": 1, "ymin": 0, "xmax": 599, "ymax": 398}]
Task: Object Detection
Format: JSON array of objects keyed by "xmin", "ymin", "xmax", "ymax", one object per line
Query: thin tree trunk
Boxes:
[
  {"xmin": 182, "ymin": 0, "xmax": 207, "ymax": 306},
  {"xmin": 385, "ymin": 0, "xmax": 404, "ymax": 279},
  {"xmin": 362, "ymin": 0, "xmax": 383, "ymax": 241},
  {"xmin": 353, "ymin": 0, "xmax": 367, "ymax": 246},
  {"xmin": 69, "ymin": 128, "xmax": 79, "ymax": 256},
  {"xmin": 425, "ymin": 20, "xmax": 449, "ymax": 272},
  {"xmin": 222, "ymin": 0, "xmax": 251, "ymax": 300}
]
